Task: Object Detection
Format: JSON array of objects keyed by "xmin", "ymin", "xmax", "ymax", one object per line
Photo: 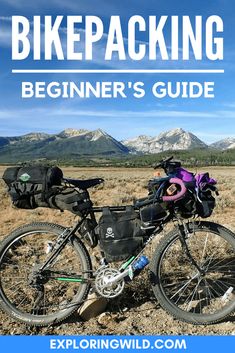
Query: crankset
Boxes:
[{"xmin": 94, "ymin": 266, "xmax": 125, "ymax": 298}]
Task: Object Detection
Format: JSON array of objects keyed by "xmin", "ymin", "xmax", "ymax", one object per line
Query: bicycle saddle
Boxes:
[{"xmin": 63, "ymin": 177, "xmax": 104, "ymax": 189}]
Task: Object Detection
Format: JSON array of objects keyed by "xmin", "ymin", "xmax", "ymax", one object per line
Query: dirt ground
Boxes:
[{"xmin": 0, "ymin": 166, "xmax": 234, "ymax": 335}]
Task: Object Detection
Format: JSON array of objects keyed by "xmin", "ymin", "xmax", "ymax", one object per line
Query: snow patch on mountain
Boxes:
[
  {"xmin": 122, "ymin": 128, "xmax": 207, "ymax": 154},
  {"xmin": 210, "ymin": 138, "xmax": 235, "ymax": 150},
  {"xmin": 90, "ymin": 129, "xmax": 109, "ymax": 141},
  {"xmin": 59, "ymin": 128, "xmax": 89, "ymax": 138}
]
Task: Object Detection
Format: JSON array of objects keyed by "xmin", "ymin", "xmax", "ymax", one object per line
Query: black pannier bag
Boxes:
[
  {"xmin": 173, "ymin": 188, "xmax": 215, "ymax": 219},
  {"xmin": 98, "ymin": 206, "xmax": 145, "ymax": 262},
  {"xmin": 173, "ymin": 189, "xmax": 197, "ymax": 219},
  {"xmin": 140, "ymin": 203, "xmax": 167, "ymax": 224},
  {"xmin": 2, "ymin": 166, "xmax": 92, "ymax": 216},
  {"xmin": 196, "ymin": 190, "xmax": 215, "ymax": 218},
  {"xmin": 194, "ymin": 173, "xmax": 217, "ymax": 218}
]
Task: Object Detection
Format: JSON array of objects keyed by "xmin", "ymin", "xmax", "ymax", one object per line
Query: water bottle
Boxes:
[
  {"xmin": 124, "ymin": 256, "xmax": 149, "ymax": 282},
  {"xmin": 132, "ymin": 255, "xmax": 149, "ymax": 273}
]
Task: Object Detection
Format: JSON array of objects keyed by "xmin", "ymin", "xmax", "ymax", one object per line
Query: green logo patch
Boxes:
[{"xmin": 19, "ymin": 173, "xmax": 31, "ymax": 182}]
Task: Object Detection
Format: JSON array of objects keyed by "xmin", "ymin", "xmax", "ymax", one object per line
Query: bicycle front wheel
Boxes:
[
  {"xmin": 0, "ymin": 222, "xmax": 91, "ymax": 326},
  {"xmin": 150, "ymin": 221, "xmax": 235, "ymax": 324}
]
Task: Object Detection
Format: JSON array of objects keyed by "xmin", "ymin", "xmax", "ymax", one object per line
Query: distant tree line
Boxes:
[{"xmin": 55, "ymin": 148, "xmax": 235, "ymax": 168}]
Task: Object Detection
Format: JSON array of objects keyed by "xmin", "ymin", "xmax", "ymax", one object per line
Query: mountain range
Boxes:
[
  {"xmin": 0, "ymin": 127, "xmax": 234, "ymax": 163},
  {"xmin": 122, "ymin": 128, "xmax": 208, "ymax": 154}
]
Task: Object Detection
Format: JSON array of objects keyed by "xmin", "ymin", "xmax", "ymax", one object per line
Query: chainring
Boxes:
[{"xmin": 94, "ymin": 266, "xmax": 125, "ymax": 298}]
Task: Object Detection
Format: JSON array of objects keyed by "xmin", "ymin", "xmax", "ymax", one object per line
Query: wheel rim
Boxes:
[
  {"xmin": 0, "ymin": 230, "xmax": 88, "ymax": 318},
  {"xmin": 158, "ymin": 228, "xmax": 235, "ymax": 317}
]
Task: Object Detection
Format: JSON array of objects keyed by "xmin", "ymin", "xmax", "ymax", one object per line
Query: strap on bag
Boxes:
[
  {"xmin": 41, "ymin": 167, "xmax": 49, "ymax": 202},
  {"xmin": 101, "ymin": 206, "xmax": 137, "ymax": 222},
  {"xmin": 120, "ymin": 205, "xmax": 137, "ymax": 221},
  {"xmin": 102, "ymin": 207, "xmax": 114, "ymax": 222}
]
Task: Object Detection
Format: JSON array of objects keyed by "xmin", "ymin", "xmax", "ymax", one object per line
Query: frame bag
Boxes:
[{"xmin": 98, "ymin": 206, "xmax": 144, "ymax": 262}]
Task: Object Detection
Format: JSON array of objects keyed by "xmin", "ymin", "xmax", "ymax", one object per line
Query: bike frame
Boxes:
[
  {"xmin": 38, "ymin": 200, "xmax": 200, "ymax": 284},
  {"xmin": 38, "ymin": 204, "xmax": 155, "ymax": 278},
  {"xmin": 37, "ymin": 173, "xmax": 203, "ymax": 283}
]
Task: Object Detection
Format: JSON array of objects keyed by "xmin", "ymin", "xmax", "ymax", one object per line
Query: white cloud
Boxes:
[
  {"xmin": 194, "ymin": 131, "xmax": 233, "ymax": 139},
  {"xmin": 0, "ymin": 107, "xmax": 234, "ymax": 120},
  {"xmin": 0, "ymin": 16, "xmax": 11, "ymax": 21},
  {"xmin": 0, "ymin": 106, "xmax": 234, "ymax": 142},
  {"xmin": 222, "ymin": 102, "xmax": 235, "ymax": 109},
  {"xmin": 0, "ymin": 0, "xmax": 134, "ymax": 16},
  {"xmin": 1, "ymin": 0, "xmax": 22, "ymax": 7}
]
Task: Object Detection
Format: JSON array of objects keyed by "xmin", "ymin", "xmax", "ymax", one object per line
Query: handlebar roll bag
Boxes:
[{"xmin": 140, "ymin": 203, "xmax": 167, "ymax": 224}]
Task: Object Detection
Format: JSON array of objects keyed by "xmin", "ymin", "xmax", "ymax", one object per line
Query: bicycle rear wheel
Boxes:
[
  {"xmin": 150, "ymin": 221, "xmax": 235, "ymax": 324},
  {"xmin": 0, "ymin": 222, "xmax": 91, "ymax": 326}
]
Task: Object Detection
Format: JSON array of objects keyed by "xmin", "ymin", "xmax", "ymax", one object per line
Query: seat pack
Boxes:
[{"xmin": 2, "ymin": 165, "xmax": 93, "ymax": 216}]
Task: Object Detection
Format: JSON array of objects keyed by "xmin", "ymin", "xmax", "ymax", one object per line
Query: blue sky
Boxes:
[{"xmin": 0, "ymin": 0, "xmax": 235, "ymax": 143}]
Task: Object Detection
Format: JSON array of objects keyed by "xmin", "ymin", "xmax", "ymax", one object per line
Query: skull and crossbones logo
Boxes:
[{"xmin": 105, "ymin": 227, "xmax": 115, "ymax": 238}]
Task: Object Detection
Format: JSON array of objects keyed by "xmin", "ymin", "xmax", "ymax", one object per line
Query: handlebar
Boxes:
[
  {"xmin": 162, "ymin": 178, "xmax": 187, "ymax": 202},
  {"xmin": 153, "ymin": 156, "xmax": 182, "ymax": 176},
  {"xmin": 153, "ymin": 156, "xmax": 174, "ymax": 169}
]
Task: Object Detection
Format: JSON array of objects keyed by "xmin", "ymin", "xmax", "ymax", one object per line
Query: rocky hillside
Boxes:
[
  {"xmin": 211, "ymin": 138, "xmax": 235, "ymax": 150},
  {"xmin": 122, "ymin": 128, "xmax": 207, "ymax": 154},
  {"xmin": 0, "ymin": 128, "xmax": 129, "ymax": 163},
  {"xmin": 0, "ymin": 127, "xmax": 234, "ymax": 163}
]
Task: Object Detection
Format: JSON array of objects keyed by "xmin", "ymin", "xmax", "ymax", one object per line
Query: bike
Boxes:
[{"xmin": 0, "ymin": 157, "xmax": 234, "ymax": 326}]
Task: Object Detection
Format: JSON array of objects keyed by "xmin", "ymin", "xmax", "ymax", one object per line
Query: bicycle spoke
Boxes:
[
  {"xmin": 204, "ymin": 278, "xmax": 214, "ymax": 300},
  {"xmin": 209, "ymin": 258, "xmax": 235, "ymax": 271},
  {"xmin": 3, "ymin": 280, "xmax": 24, "ymax": 292},
  {"xmin": 0, "ymin": 228, "xmax": 89, "ymax": 318},
  {"xmin": 185, "ymin": 278, "xmax": 202, "ymax": 312},
  {"xmin": 200, "ymin": 233, "xmax": 209, "ymax": 264},
  {"xmin": 158, "ymin": 227, "xmax": 235, "ymax": 318},
  {"xmin": 171, "ymin": 275, "xmax": 198, "ymax": 302}
]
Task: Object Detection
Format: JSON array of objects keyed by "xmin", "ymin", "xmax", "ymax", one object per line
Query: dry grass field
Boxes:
[{"xmin": 0, "ymin": 166, "xmax": 234, "ymax": 335}]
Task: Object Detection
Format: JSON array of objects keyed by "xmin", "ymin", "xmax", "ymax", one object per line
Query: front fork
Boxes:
[{"xmin": 177, "ymin": 221, "xmax": 205, "ymax": 275}]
